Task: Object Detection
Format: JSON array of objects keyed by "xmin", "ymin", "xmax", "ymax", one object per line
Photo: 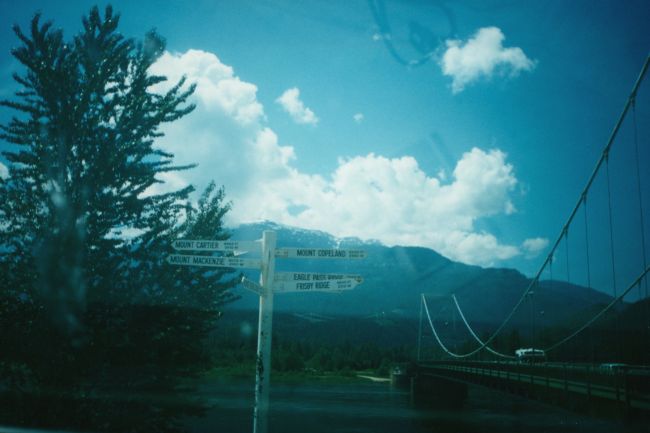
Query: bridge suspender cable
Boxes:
[
  {"xmin": 564, "ymin": 230, "xmax": 570, "ymax": 285},
  {"xmin": 632, "ymin": 97, "xmax": 649, "ymax": 300},
  {"xmin": 632, "ymin": 95, "xmax": 650, "ymax": 335},
  {"xmin": 583, "ymin": 197, "xmax": 594, "ymax": 362},
  {"xmin": 605, "ymin": 157, "xmax": 618, "ymax": 299},
  {"xmin": 583, "ymin": 199, "xmax": 592, "ymax": 294}
]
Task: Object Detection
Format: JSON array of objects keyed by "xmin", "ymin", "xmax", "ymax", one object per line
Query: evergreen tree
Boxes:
[{"xmin": 0, "ymin": 6, "xmax": 237, "ymax": 431}]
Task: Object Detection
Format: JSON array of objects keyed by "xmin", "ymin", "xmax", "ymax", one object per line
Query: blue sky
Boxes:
[{"xmin": 1, "ymin": 1, "xmax": 649, "ymax": 287}]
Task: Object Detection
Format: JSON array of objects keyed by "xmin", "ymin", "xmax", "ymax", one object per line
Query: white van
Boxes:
[{"xmin": 515, "ymin": 348, "xmax": 546, "ymax": 363}]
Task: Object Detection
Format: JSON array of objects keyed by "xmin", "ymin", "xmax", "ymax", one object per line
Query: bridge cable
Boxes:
[
  {"xmin": 548, "ymin": 252, "xmax": 553, "ymax": 336},
  {"xmin": 631, "ymin": 95, "xmax": 650, "ymax": 356},
  {"xmin": 483, "ymin": 56, "xmax": 650, "ymax": 354},
  {"xmin": 631, "ymin": 98, "xmax": 648, "ymax": 300},
  {"xmin": 543, "ymin": 264, "xmax": 650, "ymax": 352},
  {"xmin": 417, "ymin": 295, "xmax": 424, "ymax": 361},
  {"xmin": 450, "ymin": 294, "xmax": 516, "ymax": 359},
  {"xmin": 583, "ymin": 196, "xmax": 595, "ymax": 362},
  {"xmin": 605, "ymin": 153, "xmax": 623, "ymax": 359},
  {"xmin": 605, "ymin": 156, "xmax": 618, "ymax": 298},
  {"xmin": 421, "ymin": 294, "xmax": 481, "ymax": 358},
  {"xmin": 419, "ymin": 56, "xmax": 650, "ymax": 358},
  {"xmin": 583, "ymin": 195, "xmax": 592, "ymax": 292},
  {"xmin": 565, "ymin": 229, "xmax": 570, "ymax": 285}
]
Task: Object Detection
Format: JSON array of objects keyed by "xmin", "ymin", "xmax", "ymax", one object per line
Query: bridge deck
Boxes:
[{"xmin": 417, "ymin": 361, "xmax": 650, "ymax": 416}]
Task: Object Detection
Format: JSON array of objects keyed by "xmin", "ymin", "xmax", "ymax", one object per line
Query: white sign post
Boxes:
[
  {"xmin": 253, "ymin": 230, "xmax": 276, "ymax": 433},
  {"xmin": 167, "ymin": 231, "xmax": 366, "ymax": 433}
]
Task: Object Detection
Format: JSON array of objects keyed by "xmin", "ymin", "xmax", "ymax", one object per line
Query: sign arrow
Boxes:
[
  {"xmin": 272, "ymin": 272, "xmax": 363, "ymax": 293},
  {"xmin": 241, "ymin": 277, "xmax": 263, "ymax": 295},
  {"xmin": 275, "ymin": 247, "xmax": 367, "ymax": 260},
  {"xmin": 167, "ymin": 254, "xmax": 261, "ymax": 269},
  {"xmin": 172, "ymin": 239, "xmax": 260, "ymax": 253}
]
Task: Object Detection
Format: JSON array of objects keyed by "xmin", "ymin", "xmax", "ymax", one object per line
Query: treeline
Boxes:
[
  {"xmin": 536, "ymin": 299, "xmax": 650, "ymax": 364},
  {"xmin": 207, "ymin": 331, "xmax": 413, "ymax": 377}
]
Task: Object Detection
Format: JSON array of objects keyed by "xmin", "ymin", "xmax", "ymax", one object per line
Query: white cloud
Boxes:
[
  {"xmin": 441, "ymin": 26, "xmax": 536, "ymax": 93},
  {"xmin": 149, "ymin": 49, "xmax": 537, "ymax": 267},
  {"xmin": 372, "ymin": 33, "xmax": 391, "ymax": 42},
  {"xmin": 275, "ymin": 87, "xmax": 319, "ymax": 125},
  {"xmin": 0, "ymin": 161, "xmax": 8, "ymax": 179},
  {"xmin": 147, "ymin": 49, "xmax": 294, "ymax": 203},
  {"xmin": 522, "ymin": 237, "xmax": 549, "ymax": 258},
  {"xmin": 262, "ymin": 148, "xmax": 520, "ymax": 267},
  {"xmin": 353, "ymin": 113, "xmax": 364, "ymax": 123},
  {"xmin": 151, "ymin": 49, "xmax": 264, "ymax": 125}
]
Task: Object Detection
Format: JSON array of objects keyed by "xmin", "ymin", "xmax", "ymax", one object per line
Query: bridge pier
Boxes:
[{"xmin": 410, "ymin": 373, "xmax": 468, "ymax": 409}]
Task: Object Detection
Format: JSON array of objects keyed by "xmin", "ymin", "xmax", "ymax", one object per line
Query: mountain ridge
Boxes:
[{"xmin": 226, "ymin": 222, "xmax": 614, "ymax": 327}]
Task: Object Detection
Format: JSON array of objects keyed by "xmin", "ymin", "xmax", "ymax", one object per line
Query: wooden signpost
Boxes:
[{"xmin": 167, "ymin": 230, "xmax": 366, "ymax": 433}]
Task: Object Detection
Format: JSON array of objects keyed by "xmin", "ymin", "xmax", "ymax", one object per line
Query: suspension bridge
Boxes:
[{"xmin": 410, "ymin": 56, "xmax": 650, "ymax": 418}]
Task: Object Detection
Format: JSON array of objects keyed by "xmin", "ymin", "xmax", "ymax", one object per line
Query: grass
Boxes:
[{"xmin": 203, "ymin": 365, "xmax": 387, "ymax": 385}]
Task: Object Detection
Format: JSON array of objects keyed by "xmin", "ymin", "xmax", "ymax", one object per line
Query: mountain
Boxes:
[{"xmin": 225, "ymin": 222, "xmax": 614, "ymax": 328}]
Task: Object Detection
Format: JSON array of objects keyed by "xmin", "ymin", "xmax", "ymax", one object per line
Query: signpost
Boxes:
[
  {"xmin": 167, "ymin": 231, "xmax": 366, "ymax": 433},
  {"xmin": 253, "ymin": 231, "xmax": 276, "ymax": 433}
]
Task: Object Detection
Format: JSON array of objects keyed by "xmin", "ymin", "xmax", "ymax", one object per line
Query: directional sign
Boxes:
[
  {"xmin": 172, "ymin": 239, "xmax": 260, "ymax": 252},
  {"xmin": 275, "ymin": 247, "xmax": 367, "ymax": 260},
  {"xmin": 166, "ymin": 230, "xmax": 365, "ymax": 433},
  {"xmin": 167, "ymin": 254, "xmax": 261, "ymax": 269},
  {"xmin": 272, "ymin": 272, "xmax": 363, "ymax": 292},
  {"xmin": 241, "ymin": 277, "xmax": 263, "ymax": 295}
]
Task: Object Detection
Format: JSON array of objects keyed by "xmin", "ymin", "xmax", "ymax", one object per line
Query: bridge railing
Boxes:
[{"xmin": 420, "ymin": 360, "xmax": 650, "ymax": 402}]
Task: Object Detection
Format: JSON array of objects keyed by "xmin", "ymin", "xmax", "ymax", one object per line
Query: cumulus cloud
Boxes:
[
  {"xmin": 522, "ymin": 237, "xmax": 549, "ymax": 258},
  {"xmin": 353, "ymin": 113, "xmax": 364, "ymax": 123},
  {"xmin": 147, "ymin": 49, "xmax": 294, "ymax": 203},
  {"xmin": 275, "ymin": 87, "xmax": 319, "ymax": 125},
  {"xmin": 441, "ymin": 26, "xmax": 536, "ymax": 93},
  {"xmin": 152, "ymin": 49, "xmax": 264, "ymax": 125},
  {"xmin": 0, "ymin": 161, "xmax": 8, "ymax": 179},
  {"xmin": 249, "ymin": 149, "xmax": 520, "ymax": 266},
  {"xmin": 149, "ymin": 48, "xmax": 536, "ymax": 267}
]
